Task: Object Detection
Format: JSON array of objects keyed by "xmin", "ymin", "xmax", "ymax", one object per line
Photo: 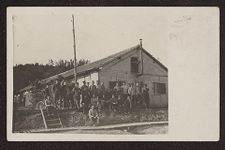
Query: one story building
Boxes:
[{"xmin": 41, "ymin": 40, "xmax": 168, "ymax": 107}]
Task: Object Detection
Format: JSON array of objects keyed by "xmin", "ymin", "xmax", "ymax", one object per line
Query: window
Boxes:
[
  {"xmin": 130, "ymin": 57, "xmax": 139, "ymax": 73},
  {"xmin": 153, "ymin": 82, "xmax": 166, "ymax": 95}
]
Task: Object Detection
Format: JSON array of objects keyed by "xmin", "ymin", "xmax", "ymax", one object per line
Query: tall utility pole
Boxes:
[{"xmin": 72, "ymin": 14, "xmax": 77, "ymax": 82}]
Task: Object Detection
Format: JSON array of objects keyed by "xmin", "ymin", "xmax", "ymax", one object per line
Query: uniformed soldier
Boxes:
[
  {"xmin": 62, "ymin": 81, "xmax": 72, "ymax": 110},
  {"xmin": 135, "ymin": 82, "xmax": 143, "ymax": 108},
  {"xmin": 53, "ymin": 80, "xmax": 60, "ymax": 109},
  {"xmin": 97, "ymin": 81, "xmax": 104, "ymax": 99},
  {"xmin": 44, "ymin": 84, "xmax": 50, "ymax": 99},
  {"xmin": 80, "ymin": 81, "xmax": 91, "ymax": 114},
  {"xmin": 72, "ymin": 82, "xmax": 81, "ymax": 110},
  {"xmin": 113, "ymin": 82, "xmax": 123, "ymax": 111},
  {"xmin": 113, "ymin": 82, "xmax": 121, "ymax": 98},
  {"xmin": 128, "ymin": 83, "xmax": 135, "ymax": 110},
  {"xmin": 121, "ymin": 82, "xmax": 129, "ymax": 112},
  {"xmin": 90, "ymin": 81, "xmax": 98, "ymax": 106},
  {"xmin": 142, "ymin": 84, "xmax": 150, "ymax": 109},
  {"xmin": 59, "ymin": 80, "xmax": 66, "ymax": 110},
  {"xmin": 121, "ymin": 82, "xmax": 128, "ymax": 101},
  {"xmin": 90, "ymin": 81, "xmax": 97, "ymax": 98}
]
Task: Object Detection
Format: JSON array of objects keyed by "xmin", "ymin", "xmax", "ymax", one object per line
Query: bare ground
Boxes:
[{"xmin": 13, "ymin": 108, "xmax": 168, "ymax": 133}]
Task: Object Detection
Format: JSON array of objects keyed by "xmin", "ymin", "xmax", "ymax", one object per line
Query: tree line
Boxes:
[{"xmin": 13, "ymin": 59, "xmax": 89, "ymax": 92}]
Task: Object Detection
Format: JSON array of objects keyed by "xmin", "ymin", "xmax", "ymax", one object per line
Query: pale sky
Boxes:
[{"xmin": 12, "ymin": 7, "xmax": 168, "ymax": 66}]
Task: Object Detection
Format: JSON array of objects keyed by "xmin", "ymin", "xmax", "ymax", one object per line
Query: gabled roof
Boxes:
[
  {"xmin": 17, "ymin": 44, "xmax": 168, "ymax": 93},
  {"xmin": 42, "ymin": 45, "xmax": 141, "ymax": 83},
  {"xmin": 142, "ymin": 48, "xmax": 168, "ymax": 71}
]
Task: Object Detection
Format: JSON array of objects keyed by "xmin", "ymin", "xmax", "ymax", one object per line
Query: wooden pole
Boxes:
[{"xmin": 72, "ymin": 14, "xmax": 77, "ymax": 82}]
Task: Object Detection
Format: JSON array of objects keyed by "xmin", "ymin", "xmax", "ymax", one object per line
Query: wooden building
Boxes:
[{"xmin": 42, "ymin": 40, "xmax": 168, "ymax": 107}]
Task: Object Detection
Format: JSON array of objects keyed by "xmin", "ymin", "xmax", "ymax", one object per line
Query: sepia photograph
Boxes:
[
  {"xmin": 7, "ymin": 7, "xmax": 219, "ymax": 141},
  {"xmin": 11, "ymin": 8, "xmax": 168, "ymax": 135}
]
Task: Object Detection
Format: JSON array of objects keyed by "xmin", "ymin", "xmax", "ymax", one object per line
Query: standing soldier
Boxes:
[
  {"xmin": 44, "ymin": 84, "xmax": 50, "ymax": 99},
  {"xmin": 142, "ymin": 84, "xmax": 150, "ymax": 109},
  {"xmin": 53, "ymin": 79, "xmax": 60, "ymax": 109},
  {"xmin": 96, "ymin": 80, "xmax": 101, "ymax": 99},
  {"xmin": 72, "ymin": 82, "xmax": 81, "ymax": 110},
  {"xmin": 86, "ymin": 82, "xmax": 90, "ymax": 89},
  {"xmin": 121, "ymin": 82, "xmax": 129, "ymax": 112},
  {"xmin": 127, "ymin": 83, "xmax": 132, "ymax": 110},
  {"xmin": 63, "ymin": 81, "xmax": 72, "ymax": 110},
  {"xmin": 121, "ymin": 82, "xmax": 128, "ymax": 101},
  {"xmin": 113, "ymin": 82, "xmax": 122, "ymax": 111},
  {"xmin": 113, "ymin": 82, "xmax": 121, "ymax": 97},
  {"xmin": 134, "ymin": 82, "xmax": 142, "ymax": 108},
  {"xmin": 60, "ymin": 81, "xmax": 67, "ymax": 110},
  {"xmin": 90, "ymin": 81, "xmax": 97, "ymax": 104},
  {"xmin": 97, "ymin": 81, "xmax": 104, "ymax": 99},
  {"xmin": 80, "ymin": 81, "xmax": 91, "ymax": 114},
  {"xmin": 99, "ymin": 82, "xmax": 106, "ymax": 105},
  {"xmin": 128, "ymin": 82, "xmax": 136, "ymax": 110}
]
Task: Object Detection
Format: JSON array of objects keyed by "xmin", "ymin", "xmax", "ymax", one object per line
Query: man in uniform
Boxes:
[
  {"xmin": 63, "ymin": 81, "xmax": 72, "ymax": 110},
  {"xmin": 113, "ymin": 82, "xmax": 122, "ymax": 111},
  {"xmin": 97, "ymin": 82, "xmax": 106, "ymax": 106},
  {"xmin": 90, "ymin": 81, "xmax": 97, "ymax": 105},
  {"xmin": 142, "ymin": 84, "xmax": 150, "ymax": 109},
  {"xmin": 121, "ymin": 82, "xmax": 129, "ymax": 112},
  {"xmin": 86, "ymin": 82, "xmax": 90, "ymax": 89},
  {"xmin": 135, "ymin": 82, "xmax": 143, "ymax": 108},
  {"xmin": 90, "ymin": 81, "xmax": 97, "ymax": 98},
  {"xmin": 80, "ymin": 81, "xmax": 91, "ymax": 114},
  {"xmin": 53, "ymin": 79, "xmax": 60, "ymax": 109},
  {"xmin": 72, "ymin": 82, "xmax": 81, "ymax": 110},
  {"xmin": 128, "ymin": 82, "xmax": 135, "ymax": 110},
  {"xmin": 44, "ymin": 84, "xmax": 50, "ymax": 99}
]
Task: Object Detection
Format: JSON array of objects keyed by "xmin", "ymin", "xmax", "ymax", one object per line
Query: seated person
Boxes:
[{"xmin": 88, "ymin": 105, "xmax": 100, "ymax": 126}]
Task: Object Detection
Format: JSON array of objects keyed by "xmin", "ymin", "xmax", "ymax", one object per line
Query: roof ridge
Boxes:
[
  {"xmin": 42, "ymin": 44, "xmax": 140, "ymax": 82},
  {"xmin": 78, "ymin": 44, "xmax": 140, "ymax": 68}
]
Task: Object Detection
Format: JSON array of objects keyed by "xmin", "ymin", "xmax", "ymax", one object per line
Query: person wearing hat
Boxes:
[
  {"xmin": 53, "ymin": 79, "xmax": 60, "ymax": 109},
  {"xmin": 142, "ymin": 84, "xmax": 150, "ymax": 109},
  {"xmin": 72, "ymin": 82, "xmax": 81, "ymax": 110},
  {"xmin": 90, "ymin": 81, "xmax": 98, "ymax": 105},
  {"xmin": 80, "ymin": 81, "xmax": 91, "ymax": 114}
]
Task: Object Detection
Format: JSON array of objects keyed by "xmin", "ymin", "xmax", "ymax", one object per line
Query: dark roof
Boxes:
[
  {"xmin": 17, "ymin": 44, "xmax": 168, "ymax": 92},
  {"xmin": 42, "ymin": 45, "xmax": 141, "ymax": 83}
]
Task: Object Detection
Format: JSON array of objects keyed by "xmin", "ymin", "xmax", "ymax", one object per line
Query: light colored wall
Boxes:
[
  {"xmin": 99, "ymin": 50, "xmax": 139, "ymax": 88},
  {"xmin": 137, "ymin": 51, "xmax": 168, "ymax": 107},
  {"xmin": 99, "ymin": 49, "xmax": 168, "ymax": 107},
  {"xmin": 77, "ymin": 72, "xmax": 99, "ymax": 86}
]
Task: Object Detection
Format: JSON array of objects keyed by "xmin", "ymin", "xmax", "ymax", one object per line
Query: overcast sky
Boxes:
[{"xmin": 12, "ymin": 8, "xmax": 169, "ymax": 66}]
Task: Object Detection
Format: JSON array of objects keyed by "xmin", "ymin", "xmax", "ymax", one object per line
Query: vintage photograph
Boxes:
[
  {"xmin": 7, "ymin": 7, "xmax": 219, "ymax": 141},
  {"xmin": 11, "ymin": 8, "xmax": 168, "ymax": 135}
]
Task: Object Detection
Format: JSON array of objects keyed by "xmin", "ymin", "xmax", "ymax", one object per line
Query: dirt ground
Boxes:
[{"xmin": 13, "ymin": 108, "xmax": 168, "ymax": 132}]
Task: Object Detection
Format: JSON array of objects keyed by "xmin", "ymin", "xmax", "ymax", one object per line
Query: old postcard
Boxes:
[{"xmin": 7, "ymin": 7, "xmax": 219, "ymax": 141}]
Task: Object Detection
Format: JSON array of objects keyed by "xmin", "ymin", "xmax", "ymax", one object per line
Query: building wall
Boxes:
[
  {"xmin": 99, "ymin": 50, "xmax": 139, "ymax": 88},
  {"xmin": 99, "ymin": 49, "xmax": 168, "ymax": 108},
  {"xmin": 77, "ymin": 72, "xmax": 99, "ymax": 86},
  {"xmin": 68, "ymin": 72, "xmax": 99, "ymax": 86},
  {"xmin": 137, "ymin": 51, "xmax": 168, "ymax": 107}
]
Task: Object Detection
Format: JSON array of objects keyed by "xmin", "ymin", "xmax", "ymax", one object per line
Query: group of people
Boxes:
[{"xmin": 44, "ymin": 79, "xmax": 150, "ymax": 126}]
